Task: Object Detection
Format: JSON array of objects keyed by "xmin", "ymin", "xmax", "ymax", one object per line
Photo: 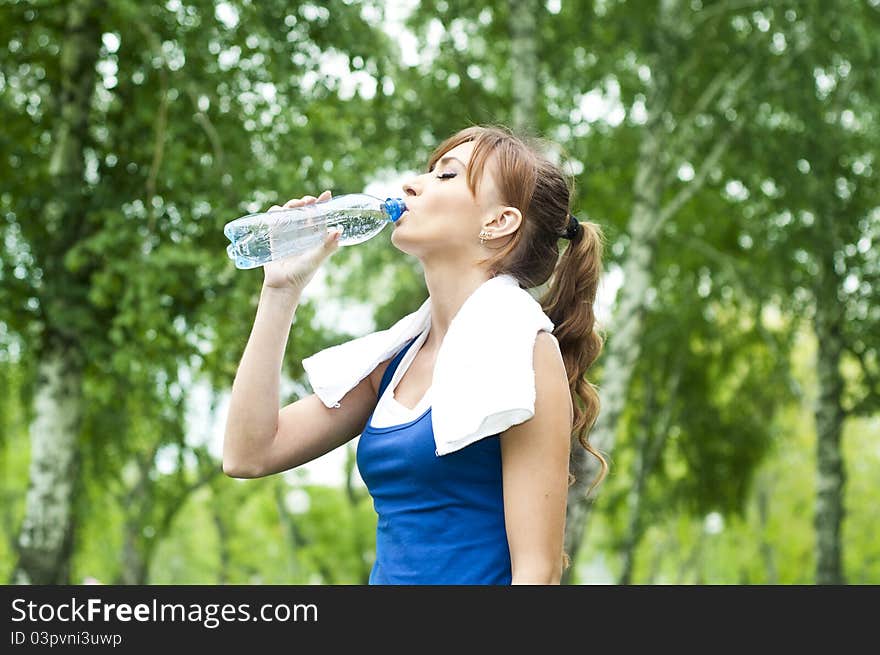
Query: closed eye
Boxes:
[{"xmin": 436, "ymin": 172, "xmax": 457, "ymax": 180}]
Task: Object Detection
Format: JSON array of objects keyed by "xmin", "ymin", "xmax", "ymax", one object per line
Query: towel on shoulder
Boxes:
[{"xmin": 301, "ymin": 273, "xmax": 556, "ymax": 456}]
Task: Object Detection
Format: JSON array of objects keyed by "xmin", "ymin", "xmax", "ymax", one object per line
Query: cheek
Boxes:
[{"xmin": 438, "ymin": 189, "xmax": 480, "ymax": 222}]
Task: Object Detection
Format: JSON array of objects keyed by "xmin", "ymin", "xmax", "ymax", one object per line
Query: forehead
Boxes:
[{"xmin": 442, "ymin": 142, "xmax": 475, "ymax": 161}]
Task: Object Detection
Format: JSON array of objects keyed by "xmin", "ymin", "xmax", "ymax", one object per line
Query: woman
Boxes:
[{"xmin": 223, "ymin": 124, "xmax": 607, "ymax": 584}]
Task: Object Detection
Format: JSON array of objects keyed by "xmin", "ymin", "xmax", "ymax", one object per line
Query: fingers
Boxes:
[
  {"xmin": 281, "ymin": 197, "xmax": 308, "ymax": 208},
  {"xmin": 300, "ymin": 229, "xmax": 340, "ymax": 273},
  {"xmin": 324, "ymin": 225, "xmax": 342, "ymax": 248},
  {"xmin": 282, "ymin": 190, "xmax": 331, "ymax": 208},
  {"xmin": 270, "ymin": 190, "xmax": 339, "ymax": 258}
]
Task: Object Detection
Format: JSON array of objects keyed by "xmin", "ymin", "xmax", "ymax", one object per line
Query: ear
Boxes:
[{"xmin": 485, "ymin": 206, "xmax": 522, "ymax": 238}]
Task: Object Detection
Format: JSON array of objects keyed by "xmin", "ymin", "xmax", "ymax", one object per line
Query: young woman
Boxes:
[{"xmin": 223, "ymin": 124, "xmax": 607, "ymax": 584}]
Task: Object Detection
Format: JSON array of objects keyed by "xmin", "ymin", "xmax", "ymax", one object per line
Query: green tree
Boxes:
[
  {"xmin": 0, "ymin": 0, "xmax": 403, "ymax": 583},
  {"xmin": 723, "ymin": 3, "xmax": 880, "ymax": 581}
]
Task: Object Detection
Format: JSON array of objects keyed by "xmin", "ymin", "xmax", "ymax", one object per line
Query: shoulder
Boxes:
[
  {"xmin": 534, "ymin": 331, "xmax": 565, "ymax": 381},
  {"xmin": 532, "ymin": 331, "xmax": 572, "ymax": 426},
  {"xmin": 500, "ymin": 330, "xmax": 573, "ymax": 455}
]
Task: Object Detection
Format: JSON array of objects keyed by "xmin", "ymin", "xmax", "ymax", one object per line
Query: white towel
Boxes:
[{"xmin": 301, "ymin": 273, "xmax": 555, "ymax": 456}]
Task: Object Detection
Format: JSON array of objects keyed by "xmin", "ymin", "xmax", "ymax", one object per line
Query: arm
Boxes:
[
  {"xmin": 222, "ymin": 281, "xmax": 390, "ymax": 478},
  {"xmin": 222, "ymin": 284, "xmax": 301, "ymax": 477},
  {"xmin": 500, "ymin": 331, "xmax": 573, "ymax": 585},
  {"xmin": 224, "ymin": 191, "xmax": 381, "ymax": 478}
]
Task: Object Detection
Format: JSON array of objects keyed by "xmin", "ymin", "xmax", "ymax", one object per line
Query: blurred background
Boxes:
[{"xmin": 1, "ymin": 0, "xmax": 878, "ymax": 585}]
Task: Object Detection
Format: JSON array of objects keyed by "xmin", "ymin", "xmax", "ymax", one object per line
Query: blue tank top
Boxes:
[{"xmin": 356, "ymin": 337, "xmax": 513, "ymax": 585}]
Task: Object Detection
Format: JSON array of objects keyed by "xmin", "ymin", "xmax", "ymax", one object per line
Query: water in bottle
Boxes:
[{"xmin": 224, "ymin": 193, "xmax": 407, "ymax": 269}]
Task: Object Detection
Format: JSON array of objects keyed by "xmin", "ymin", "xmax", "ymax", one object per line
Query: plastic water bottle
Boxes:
[{"xmin": 224, "ymin": 193, "xmax": 407, "ymax": 269}]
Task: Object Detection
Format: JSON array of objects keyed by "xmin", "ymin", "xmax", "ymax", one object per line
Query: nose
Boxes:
[{"xmin": 402, "ymin": 176, "xmax": 421, "ymax": 197}]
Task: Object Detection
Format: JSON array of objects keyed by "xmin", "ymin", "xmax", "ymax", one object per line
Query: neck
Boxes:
[{"xmin": 421, "ymin": 262, "xmax": 493, "ymax": 353}]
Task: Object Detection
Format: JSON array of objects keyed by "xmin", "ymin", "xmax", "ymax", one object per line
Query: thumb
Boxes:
[
  {"xmin": 324, "ymin": 227, "xmax": 342, "ymax": 251},
  {"xmin": 310, "ymin": 228, "xmax": 341, "ymax": 266}
]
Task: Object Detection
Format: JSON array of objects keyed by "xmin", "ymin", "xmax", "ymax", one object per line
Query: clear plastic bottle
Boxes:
[{"xmin": 224, "ymin": 194, "xmax": 407, "ymax": 269}]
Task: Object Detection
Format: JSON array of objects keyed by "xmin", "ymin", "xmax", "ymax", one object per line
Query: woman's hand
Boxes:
[{"xmin": 262, "ymin": 190, "xmax": 341, "ymax": 293}]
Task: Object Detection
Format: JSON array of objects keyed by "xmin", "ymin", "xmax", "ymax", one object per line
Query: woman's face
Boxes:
[{"xmin": 391, "ymin": 141, "xmax": 520, "ymax": 268}]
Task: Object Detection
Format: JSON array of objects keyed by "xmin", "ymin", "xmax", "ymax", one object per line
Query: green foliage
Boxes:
[{"xmin": 1, "ymin": 0, "xmax": 878, "ymax": 584}]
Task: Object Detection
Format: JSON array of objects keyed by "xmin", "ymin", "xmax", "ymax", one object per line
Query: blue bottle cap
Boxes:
[{"xmin": 383, "ymin": 197, "xmax": 407, "ymax": 222}]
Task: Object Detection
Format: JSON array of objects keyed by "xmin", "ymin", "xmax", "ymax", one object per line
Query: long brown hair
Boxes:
[{"xmin": 426, "ymin": 123, "xmax": 609, "ymax": 499}]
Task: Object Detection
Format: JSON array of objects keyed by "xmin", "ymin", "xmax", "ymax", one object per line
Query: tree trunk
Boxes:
[
  {"xmin": 116, "ymin": 465, "xmax": 151, "ymax": 585},
  {"xmin": 618, "ymin": 362, "xmax": 679, "ymax": 584},
  {"xmin": 755, "ymin": 471, "xmax": 778, "ymax": 584},
  {"xmin": 644, "ymin": 540, "xmax": 668, "ymax": 585},
  {"xmin": 343, "ymin": 442, "xmax": 372, "ymax": 584},
  {"xmin": 274, "ymin": 480, "xmax": 303, "ymax": 582},
  {"xmin": 12, "ymin": 0, "xmax": 101, "ymax": 585},
  {"xmin": 508, "ymin": 0, "xmax": 538, "ymax": 134},
  {"xmin": 812, "ymin": 280, "xmax": 847, "ymax": 585},
  {"xmin": 118, "ymin": 525, "xmax": 149, "ymax": 585},
  {"xmin": 561, "ymin": 0, "xmax": 756, "ymax": 580},
  {"xmin": 618, "ymin": 387, "xmax": 656, "ymax": 585},
  {"xmin": 114, "ymin": 443, "xmax": 155, "ymax": 585},
  {"xmin": 115, "ymin": 454, "xmax": 218, "ymax": 585},
  {"xmin": 676, "ymin": 531, "xmax": 705, "ymax": 585},
  {"xmin": 213, "ymin": 500, "xmax": 231, "ymax": 585},
  {"xmin": 562, "ymin": 125, "xmax": 664, "ymax": 582},
  {"xmin": 13, "ymin": 352, "xmax": 81, "ymax": 584},
  {"xmin": 617, "ymin": 443, "xmax": 649, "ymax": 584}
]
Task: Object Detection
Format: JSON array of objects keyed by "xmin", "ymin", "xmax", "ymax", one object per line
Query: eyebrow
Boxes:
[{"xmin": 431, "ymin": 156, "xmax": 468, "ymax": 171}]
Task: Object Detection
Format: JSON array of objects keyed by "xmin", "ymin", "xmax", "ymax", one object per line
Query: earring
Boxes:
[{"xmin": 479, "ymin": 229, "xmax": 491, "ymax": 245}]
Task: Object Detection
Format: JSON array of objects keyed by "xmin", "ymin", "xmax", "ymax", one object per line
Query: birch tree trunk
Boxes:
[
  {"xmin": 561, "ymin": 4, "xmax": 757, "ymax": 580},
  {"xmin": 563, "ymin": 105, "xmax": 666, "ymax": 582},
  {"xmin": 13, "ymin": 354, "xmax": 81, "ymax": 584},
  {"xmin": 12, "ymin": 0, "xmax": 101, "ymax": 584},
  {"xmin": 509, "ymin": 0, "xmax": 551, "ymax": 301},
  {"xmin": 618, "ymin": 363, "xmax": 679, "ymax": 584},
  {"xmin": 213, "ymin": 499, "xmax": 231, "ymax": 585},
  {"xmin": 274, "ymin": 481, "xmax": 303, "ymax": 583},
  {"xmin": 344, "ymin": 442, "xmax": 372, "ymax": 585},
  {"xmin": 13, "ymin": 2, "xmax": 100, "ymax": 584},
  {"xmin": 617, "ymin": 415, "xmax": 653, "ymax": 585},
  {"xmin": 755, "ymin": 471, "xmax": 778, "ymax": 584},
  {"xmin": 118, "ymin": 526, "xmax": 149, "ymax": 585},
  {"xmin": 115, "ymin": 456, "xmax": 218, "ymax": 584},
  {"xmin": 618, "ymin": 384, "xmax": 657, "ymax": 585},
  {"xmin": 812, "ymin": 250, "xmax": 847, "ymax": 584},
  {"xmin": 509, "ymin": 0, "xmax": 539, "ymax": 133},
  {"xmin": 274, "ymin": 483, "xmax": 334, "ymax": 584}
]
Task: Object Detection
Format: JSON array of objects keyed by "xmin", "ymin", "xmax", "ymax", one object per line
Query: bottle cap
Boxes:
[{"xmin": 383, "ymin": 197, "xmax": 407, "ymax": 222}]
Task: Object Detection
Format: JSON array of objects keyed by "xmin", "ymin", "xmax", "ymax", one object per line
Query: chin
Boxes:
[
  {"xmin": 390, "ymin": 229, "xmax": 432, "ymax": 259},
  {"xmin": 389, "ymin": 229, "xmax": 412, "ymax": 254}
]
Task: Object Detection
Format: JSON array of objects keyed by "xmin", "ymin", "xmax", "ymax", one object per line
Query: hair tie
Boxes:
[{"xmin": 563, "ymin": 214, "xmax": 582, "ymax": 240}]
